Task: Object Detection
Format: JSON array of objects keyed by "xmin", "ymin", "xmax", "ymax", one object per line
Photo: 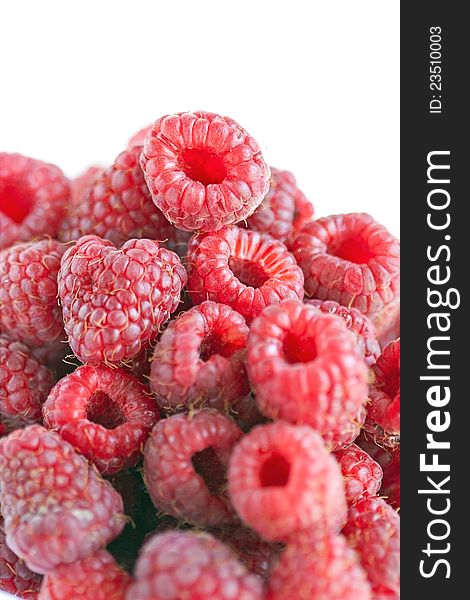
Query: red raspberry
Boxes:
[
  {"xmin": 128, "ymin": 530, "xmax": 264, "ymax": 600},
  {"xmin": 38, "ymin": 550, "xmax": 131, "ymax": 600},
  {"xmin": 290, "ymin": 213, "xmax": 400, "ymax": 332},
  {"xmin": 333, "ymin": 443, "xmax": 383, "ymax": 505},
  {"xmin": 292, "ymin": 182, "xmax": 314, "ymax": 234},
  {"xmin": 343, "ymin": 496, "xmax": 400, "ymax": 599},
  {"xmin": 228, "ymin": 422, "xmax": 347, "ymax": 541},
  {"xmin": 149, "ymin": 301, "xmax": 249, "ymax": 413},
  {"xmin": 306, "ymin": 299, "xmax": 381, "ymax": 366},
  {"xmin": 357, "ymin": 434, "xmax": 400, "ymax": 510},
  {"xmin": 127, "ymin": 124, "xmax": 151, "ymax": 148},
  {"xmin": 144, "ymin": 409, "xmax": 242, "ymax": 527},
  {"xmin": 267, "ymin": 532, "xmax": 372, "ymax": 600},
  {"xmin": 246, "ymin": 167, "xmax": 313, "ymax": 242},
  {"xmin": 43, "ymin": 364, "xmax": 159, "ymax": 475},
  {"xmin": 0, "ymin": 238, "xmax": 66, "ymax": 347},
  {"xmin": 58, "ymin": 235, "xmax": 187, "ymax": 365},
  {"xmin": 187, "ymin": 226, "xmax": 304, "ymax": 323},
  {"xmin": 246, "ymin": 300, "xmax": 368, "ymax": 449},
  {"xmin": 0, "ymin": 333, "xmax": 53, "ymax": 426},
  {"xmin": 140, "ymin": 111, "xmax": 270, "ymax": 232},
  {"xmin": 0, "ymin": 425, "xmax": 125, "ymax": 574},
  {"xmin": 0, "ymin": 153, "xmax": 70, "ymax": 250}
]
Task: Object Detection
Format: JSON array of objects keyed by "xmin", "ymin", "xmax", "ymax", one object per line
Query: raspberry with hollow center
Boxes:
[
  {"xmin": 143, "ymin": 409, "xmax": 243, "ymax": 527},
  {"xmin": 228, "ymin": 422, "xmax": 347, "ymax": 541},
  {"xmin": 140, "ymin": 111, "xmax": 270, "ymax": 232},
  {"xmin": 43, "ymin": 364, "xmax": 159, "ymax": 475},
  {"xmin": 333, "ymin": 443, "xmax": 383, "ymax": 505},
  {"xmin": 187, "ymin": 225, "xmax": 304, "ymax": 323}
]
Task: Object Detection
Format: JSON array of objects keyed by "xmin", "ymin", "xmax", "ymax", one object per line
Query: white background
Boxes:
[{"xmin": 0, "ymin": 1, "xmax": 399, "ymax": 237}]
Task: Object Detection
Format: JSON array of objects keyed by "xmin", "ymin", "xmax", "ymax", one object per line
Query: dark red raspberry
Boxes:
[
  {"xmin": 140, "ymin": 111, "xmax": 270, "ymax": 232},
  {"xmin": 343, "ymin": 496, "xmax": 400, "ymax": 599},
  {"xmin": 58, "ymin": 235, "xmax": 187, "ymax": 365},
  {"xmin": 267, "ymin": 532, "xmax": 372, "ymax": 600},
  {"xmin": 228, "ymin": 422, "xmax": 347, "ymax": 541},
  {"xmin": 38, "ymin": 550, "xmax": 131, "ymax": 600},
  {"xmin": 246, "ymin": 167, "xmax": 313, "ymax": 242},
  {"xmin": 357, "ymin": 434, "xmax": 400, "ymax": 510},
  {"xmin": 43, "ymin": 364, "xmax": 159, "ymax": 475},
  {"xmin": 0, "ymin": 153, "xmax": 70, "ymax": 250},
  {"xmin": 306, "ymin": 298, "xmax": 381, "ymax": 366},
  {"xmin": 0, "ymin": 238, "xmax": 66, "ymax": 347},
  {"xmin": 128, "ymin": 530, "xmax": 264, "ymax": 600},
  {"xmin": 333, "ymin": 443, "xmax": 383, "ymax": 505},
  {"xmin": 0, "ymin": 333, "xmax": 53, "ymax": 426},
  {"xmin": 143, "ymin": 409, "xmax": 242, "ymax": 527},
  {"xmin": 187, "ymin": 226, "xmax": 304, "ymax": 323},
  {"xmin": 0, "ymin": 425, "xmax": 125, "ymax": 574},
  {"xmin": 149, "ymin": 301, "xmax": 249, "ymax": 413},
  {"xmin": 246, "ymin": 300, "xmax": 368, "ymax": 449},
  {"xmin": 290, "ymin": 213, "xmax": 400, "ymax": 332},
  {"xmin": 127, "ymin": 124, "xmax": 151, "ymax": 148}
]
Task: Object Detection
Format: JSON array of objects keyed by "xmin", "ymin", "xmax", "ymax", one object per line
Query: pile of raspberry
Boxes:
[{"xmin": 0, "ymin": 111, "xmax": 400, "ymax": 600}]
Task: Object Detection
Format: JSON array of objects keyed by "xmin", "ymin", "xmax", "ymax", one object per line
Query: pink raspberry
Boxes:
[
  {"xmin": 140, "ymin": 111, "xmax": 270, "ymax": 232},
  {"xmin": 127, "ymin": 530, "xmax": 264, "ymax": 600},
  {"xmin": 0, "ymin": 152, "xmax": 70, "ymax": 250},
  {"xmin": 228, "ymin": 422, "xmax": 347, "ymax": 541},
  {"xmin": 290, "ymin": 213, "xmax": 400, "ymax": 332},
  {"xmin": 0, "ymin": 238, "xmax": 66, "ymax": 347},
  {"xmin": 187, "ymin": 226, "xmax": 304, "ymax": 323},
  {"xmin": 149, "ymin": 301, "xmax": 249, "ymax": 413},
  {"xmin": 58, "ymin": 235, "xmax": 187, "ymax": 365},
  {"xmin": 143, "ymin": 410, "xmax": 242, "ymax": 527},
  {"xmin": 0, "ymin": 425, "xmax": 126, "ymax": 574},
  {"xmin": 333, "ymin": 443, "xmax": 383, "ymax": 505},
  {"xmin": 379, "ymin": 313, "xmax": 400, "ymax": 349},
  {"xmin": 246, "ymin": 300, "xmax": 368, "ymax": 449},
  {"xmin": 43, "ymin": 364, "xmax": 159, "ymax": 475}
]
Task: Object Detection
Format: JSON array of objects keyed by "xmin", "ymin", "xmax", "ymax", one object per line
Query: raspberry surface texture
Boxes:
[
  {"xmin": 149, "ymin": 301, "xmax": 249, "ymax": 413},
  {"xmin": 143, "ymin": 410, "xmax": 242, "ymax": 527},
  {"xmin": 0, "ymin": 152, "xmax": 70, "ymax": 249},
  {"xmin": 333, "ymin": 443, "xmax": 383, "ymax": 505},
  {"xmin": 43, "ymin": 364, "xmax": 159, "ymax": 474},
  {"xmin": 0, "ymin": 425, "xmax": 125, "ymax": 574},
  {"xmin": 127, "ymin": 530, "xmax": 264, "ymax": 600},
  {"xmin": 187, "ymin": 226, "xmax": 304, "ymax": 323},
  {"xmin": 228, "ymin": 422, "xmax": 347, "ymax": 541},
  {"xmin": 0, "ymin": 238, "xmax": 66, "ymax": 347},
  {"xmin": 357, "ymin": 434, "xmax": 400, "ymax": 509},
  {"xmin": 140, "ymin": 111, "xmax": 270, "ymax": 232},
  {"xmin": 58, "ymin": 235, "xmax": 187, "ymax": 365},
  {"xmin": 247, "ymin": 300, "xmax": 368, "ymax": 449}
]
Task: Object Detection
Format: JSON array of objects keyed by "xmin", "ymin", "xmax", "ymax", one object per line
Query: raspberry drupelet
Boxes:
[
  {"xmin": 0, "ymin": 152, "xmax": 70, "ymax": 250},
  {"xmin": 58, "ymin": 235, "xmax": 187, "ymax": 365},
  {"xmin": 143, "ymin": 409, "xmax": 243, "ymax": 527},
  {"xmin": 140, "ymin": 111, "xmax": 270, "ymax": 232},
  {"xmin": 333, "ymin": 443, "xmax": 383, "ymax": 505},
  {"xmin": 149, "ymin": 301, "xmax": 249, "ymax": 413},
  {"xmin": 228, "ymin": 422, "xmax": 347, "ymax": 541},
  {"xmin": 246, "ymin": 300, "xmax": 368, "ymax": 449},
  {"xmin": 43, "ymin": 364, "xmax": 159, "ymax": 475},
  {"xmin": 187, "ymin": 226, "xmax": 304, "ymax": 323}
]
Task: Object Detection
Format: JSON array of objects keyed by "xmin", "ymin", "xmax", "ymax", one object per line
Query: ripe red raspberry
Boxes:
[
  {"xmin": 140, "ymin": 111, "xmax": 270, "ymax": 232},
  {"xmin": 333, "ymin": 443, "xmax": 383, "ymax": 505},
  {"xmin": 0, "ymin": 333, "xmax": 53, "ymax": 426},
  {"xmin": 0, "ymin": 425, "xmax": 125, "ymax": 574},
  {"xmin": 149, "ymin": 301, "xmax": 249, "ymax": 413},
  {"xmin": 290, "ymin": 213, "xmax": 400, "ymax": 332},
  {"xmin": 246, "ymin": 300, "xmax": 368, "ymax": 449},
  {"xmin": 228, "ymin": 422, "xmax": 347, "ymax": 541},
  {"xmin": 0, "ymin": 238, "xmax": 66, "ymax": 347},
  {"xmin": 58, "ymin": 235, "xmax": 187, "ymax": 365},
  {"xmin": 43, "ymin": 364, "xmax": 159, "ymax": 475},
  {"xmin": 128, "ymin": 530, "xmax": 264, "ymax": 600},
  {"xmin": 0, "ymin": 153, "xmax": 70, "ymax": 250},
  {"xmin": 267, "ymin": 532, "xmax": 372, "ymax": 600},
  {"xmin": 38, "ymin": 550, "xmax": 131, "ymax": 600},
  {"xmin": 343, "ymin": 496, "xmax": 400, "ymax": 599},
  {"xmin": 187, "ymin": 226, "xmax": 304, "ymax": 323},
  {"xmin": 246, "ymin": 167, "xmax": 313, "ymax": 242},
  {"xmin": 306, "ymin": 298, "xmax": 381, "ymax": 366}
]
